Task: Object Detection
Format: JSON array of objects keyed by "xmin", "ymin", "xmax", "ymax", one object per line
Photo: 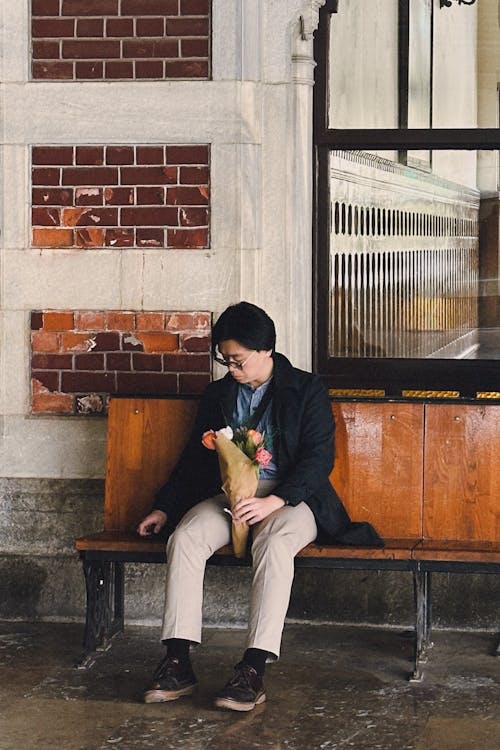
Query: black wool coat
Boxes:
[{"xmin": 153, "ymin": 352, "xmax": 382, "ymax": 546}]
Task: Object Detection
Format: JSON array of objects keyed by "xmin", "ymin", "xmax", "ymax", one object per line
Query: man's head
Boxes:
[{"xmin": 212, "ymin": 302, "xmax": 276, "ymax": 387}]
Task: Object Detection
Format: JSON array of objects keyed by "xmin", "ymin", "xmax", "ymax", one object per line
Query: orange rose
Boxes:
[
  {"xmin": 246, "ymin": 429, "xmax": 262, "ymax": 446},
  {"xmin": 201, "ymin": 430, "xmax": 217, "ymax": 450}
]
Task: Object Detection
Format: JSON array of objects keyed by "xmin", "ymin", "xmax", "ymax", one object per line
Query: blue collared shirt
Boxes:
[{"xmin": 231, "ymin": 378, "xmax": 278, "ymax": 479}]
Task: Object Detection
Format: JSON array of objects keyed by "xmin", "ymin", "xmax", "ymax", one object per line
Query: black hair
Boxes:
[{"xmin": 211, "ymin": 301, "xmax": 276, "ymax": 355}]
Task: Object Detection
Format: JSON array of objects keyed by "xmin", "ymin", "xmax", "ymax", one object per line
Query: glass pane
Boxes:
[
  {"xmin": 327, "ymin": 0, "xmax": 495, "ymax": 131},
  {"xmin": 327, "ymin": 149, "xmax": 500, "ymax": 359}
]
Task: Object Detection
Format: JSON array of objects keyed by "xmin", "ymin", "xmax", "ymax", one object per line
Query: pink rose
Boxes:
[
  {"xmin": 255, "ymin": 447, "xmax": 272, "ymax": 467},
  {"xmin": 247, "ymin": 429, "xmax": 262, "ymax": 446}
]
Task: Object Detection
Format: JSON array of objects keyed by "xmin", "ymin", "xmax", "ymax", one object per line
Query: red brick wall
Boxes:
[
  {"xmin": 32, "ymin": 0, "xmax": 210, "ymax": 80},
  {"xmin": 31, "ymin": 145, "xmax": 209, "ymax": 249},
  {"xmin": 31, "ymin": 309, "xmax": 211, "ymax": 414}
]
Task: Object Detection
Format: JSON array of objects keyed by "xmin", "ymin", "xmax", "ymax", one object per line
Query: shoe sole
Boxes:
[
  {"xmin": 144, "ymin": 684, "xmax": 196, "ymax": 704},
  {"xmin": 214, "ymin": 691, "xmax": 266, "ymax": 712}
]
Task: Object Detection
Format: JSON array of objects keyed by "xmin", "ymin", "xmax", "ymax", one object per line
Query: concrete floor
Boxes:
[{"xmin": 0, "ymin": 621, "xmax": 498, "ymax": 750}]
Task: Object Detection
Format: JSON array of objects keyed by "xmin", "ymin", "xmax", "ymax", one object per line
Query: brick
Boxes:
[
  {"xmin": 122, "ymin": 333, "xmax": 144, "ymax": 351},
  {"xmin": 135, "ymin": 61, "xmax": 165, "ymax": 79},
  {"xmin": 32, "ymin": 208, "xmax": 60, "ymax": 227},
  {"xmin": 32, "ymin": 18, "xmax": 76, "ymax": 38},
  {"xmin": 136, "ymin": 147, "xmax": 165, "ymax": 165},
  {"xmin": 75, "ymin": 311, "xmax": 106, "ymax": 330},
  {"xmin": 136, "ymin": 312, "xmax": 165, "ymax": 331},
  {"xmin": 136, "ymin": 18, "xmax": 166, "ymax": 37},
  {"xmin": 116, "ymin": 372, "xmax": 177, "ymax": 395},
  {"xmin": 62, "ymin": 0, "xmax": 119, "ymax": 15},
  {"xmin": 132, "ymin": 353, "xmax": 163, "ymax": 371},
  {"xmin": 43, "ymin": 311, "xmax": 75, "ymax": 331},
  {"xmin": 165, "ymin": 312, "xmax": 210, "ymax": 332},
  {"xmin": 60, "ymin": 333, "xmax": 94, "ymax": 352},
  {"xmin": 76, "ymin": 394, "xmax": 107, "ymax": 415},
  {"xmin": 180, "ymin": 166, "xmax": 209, "ymax": 184},
  {"xmin": 105, "ymin": 228, "xmax": 135, "ymax": 246},
  {"xmin": 163, "ymin": 353, "xmax": 210, "ymax": 372},
  {"xmin": 167, "ymin": 227, "xmax": 208, "ymax": 248},
  {"xmin": 93, "ymin": 332, "xmax": 121, "ymax": 351},
  {"xmin": 75, "ymin": 228, "xmax": 105, "ymax": 247},
  {"xmin": 121, "ymin": 0, "xmax": 178, "ymax": 14},
  {"xmin": 105, "ymin": 61, "xmax": 134, "ymax": 78},
  {"xmin": 166, "ymin": 60, "xmax": 208, "ymax": 78},
  {"xmin": 32, "ymin": 166, "xmax": 62, "ymax": 185},
  {"xmin": 32, "ymin": 331, "xmax": 59, "ymax": 352},
  {"xmin": 106, "ymin": 146, "xmax": 134, "ymax": 165},
  {"xmin": 32, "ymin": 61, "xmax": 74, "ymax": 79},
  {"xmin": 181, "ymin": 39, "xmax": 209, "ymax": 57},
  {"xmin": 62, "ymin": 371, "xmax": 116, "ymax": 393},
  {"xmin": 104, "ymin": 187, "xmax": 134, "ymax": 205},
  {"xmin": 76, "ymin": 147, "xmax": 104, "ymax": 166},
  {"xmin": 31, "ymin": 312, "xmax": 44, "ymax": 330},
  {"xmin": 121, "ymin": 206, "xmax": 177, "ymax": 226},
  {"xmin": 106, "ymin": 18, "xmax": 134, "ymax": 37},
  {"xmin": 166, "ymin": 18, "xmax": 209, "ymax": 36},
  {"xmin": 106, "ymin": 352, "xmax": 132, "ymax": 370},
  {"xmin": 76, "ymin": 61, "xmax": 104, "ymax": 79},
  {"xmin": 32, "ymin": 41, "xmax": 60, "ymax": 60},
  {"xmin": 136, "ymin": 228, "xmax": 164, "ymax": 247},
  {"xmin": 122, "ymin": 39, "xmax": 177, "ymax": 58},
  {"xmin": 32, "ymin": 370, "xmax": 59, "ymax": 391},
  {"xmin": 33, "ymin": 188, "xmax": 74, "ymax": 206},
  {"xmin": 180, "ymin": 333, "xmax": 210, "ymax": 352},
  {"xmin": 136, "ymin": 186, "xmax": 164, "ymax": 205},
  {"xmin": 106, "ymin": 312, "xmax": 136, "ymax": 331},
  {"xmin": 179, "ymin": 373, "xmax": 211, "ymax": 394},
  {"xmin": 62, "ymin": 167, "xmax": 119, "ymax": 185},
  {"xmin": 74, "ymin": 353, "xmax": 105, "ymax": 370},
  {"xmin": 32, "ymin": 353, "xmax": 73, "ymax": 369},
  {"xmin": 76, "ymin": 18, "xmax": 105, "ymax": 37},
  {"xmin": 179, "ymin": 207, "xmax": 208, "ymax": 227},
  {"xmin": 33, "ymin": 146, "xmax": 73, "ymax": 165},
  {"xmin": 121, "ymin": 166, "xmax": 177, "ymax": 185},
  {"xmin": 181, "ymin": 0, "xmax": 210, "ymax": 12},
  {"xmin": 62, "ymin": 207, "xmax": 118, "ymax": 226},
  {"xmin": 75, "ymin": 187, "xmax": 103, "ymax": 206},
  {"xmin": 62, "ymin": 40, "xmax": 121, "ymax": 60},
  {"xmin": 32, "ymin": 228, "xmax": 74, "ymax": 247},
  {"xmin": 32, "ymin": 0, "xmax": 61, "ymax": 14},
  {"xmin": 32, "ymin": 392, "xmax": 74, "ymax": 415},
  {"xmin": 166, "ymin": 145, "xmax": 209, "ymax": 165},
  {"xmin": 136, "ymin": 333, "xmax": 178, "ymax": 353},
  {"xmin": 167, "ymin": 186, "xmax": 208, "ymax": 205}
]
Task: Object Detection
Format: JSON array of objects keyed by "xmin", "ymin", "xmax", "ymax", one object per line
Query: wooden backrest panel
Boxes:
[
  {"xmin": 423, "ymin": 404, "xmax": 500, "ymax": 542},
  {"xmin": 330, "ymin": 402, "xmax": 424, "ymax": 538},
  {"xmin": 105, "ymin": 397, "xmax": 198, "ymax": 531}
]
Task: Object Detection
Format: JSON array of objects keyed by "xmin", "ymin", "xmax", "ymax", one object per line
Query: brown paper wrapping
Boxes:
[{"xmin": 214, "ymin": 433, "xmax": 259, "ymax": 558}]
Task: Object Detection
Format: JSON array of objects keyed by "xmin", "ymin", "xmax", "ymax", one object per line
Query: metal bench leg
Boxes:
[
  {"xmin": 76, "ymin": 559, "xmax": 125, "ymax": 669},
  {"xmin": 409, "ymin": 568, "xmax": 432, "ymax": 682}
]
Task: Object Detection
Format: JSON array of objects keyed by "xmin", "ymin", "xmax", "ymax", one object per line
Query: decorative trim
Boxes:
[
  {"xmin": 402, "ymin": 390, "xmax": 460, "ymax": 399},
  {"xmin": 329, "ymin": 388, "xmax": 386, "ymax": 398},
  {"xmin": 476, "ymin": 392, "xmax": 500, "ymax": 400}
]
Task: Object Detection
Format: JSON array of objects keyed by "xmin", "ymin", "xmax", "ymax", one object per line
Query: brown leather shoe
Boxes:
[
  {"xmin": 214, "ymin": 662, "xmax": 266, "ymax": 712},
  {"xmin": 143, "ymin": 655, "xmax": 197, "ymax": 704}
]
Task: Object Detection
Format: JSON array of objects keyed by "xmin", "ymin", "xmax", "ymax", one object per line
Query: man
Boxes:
[{"xmin": 137, "ymin": 301, "xmax": 381, "ymax": 711}]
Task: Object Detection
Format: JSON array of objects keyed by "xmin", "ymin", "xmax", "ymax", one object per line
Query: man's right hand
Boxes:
[{"xmin": 137, "ymin": 510, "xmax": 167, "ymax": 536}]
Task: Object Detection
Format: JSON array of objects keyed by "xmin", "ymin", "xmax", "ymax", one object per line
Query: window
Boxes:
[{"xmin": 314, "ymin": 0, "xmax": 500, "ymax": 396}]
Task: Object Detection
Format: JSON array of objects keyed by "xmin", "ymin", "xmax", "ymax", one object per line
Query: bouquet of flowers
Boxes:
[{"xmin": 202, "ymin": 426, "xmax": 273, "ymax": 557}]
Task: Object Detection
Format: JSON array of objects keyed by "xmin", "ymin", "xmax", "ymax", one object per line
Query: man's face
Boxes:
[{"xmin": 217, "ymin": 340, "xmax": 273, "ymax": 387}]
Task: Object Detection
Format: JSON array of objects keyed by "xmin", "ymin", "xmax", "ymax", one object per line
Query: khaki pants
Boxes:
[{"xmin": 160, "ymin": 481, "xmax": 317, "ymax": 659}]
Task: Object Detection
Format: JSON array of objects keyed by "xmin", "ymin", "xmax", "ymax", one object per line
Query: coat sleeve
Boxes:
[
  {"xmin": 152, "ymin": 389, "xmax": 222, "ymax": 522},
  {"xmin": 272, "ymin": 376, "xmax": 335, "ymax": 506}
]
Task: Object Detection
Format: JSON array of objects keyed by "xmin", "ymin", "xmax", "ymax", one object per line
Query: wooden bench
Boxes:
[{"xmin": 76, "ymin": 396, "xmax": 500, "ymax": 679}]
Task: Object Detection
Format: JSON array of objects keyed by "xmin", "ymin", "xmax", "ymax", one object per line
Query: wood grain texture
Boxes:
[
  {"xmin": 423, "ymin": 405, "xmax": 500, "ymax": 542},
  {"xmin": 104, "ymin": 397, "xmax": 198, "ymax": 531},
  {"xmin": 330, "ymin": 402, "xmax": 424, "ymax": 538}
]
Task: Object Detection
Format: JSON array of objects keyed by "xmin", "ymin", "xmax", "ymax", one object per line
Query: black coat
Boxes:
[{"xmin": 154, "ymin": 352, "xmax": 382, "ymax": 546}]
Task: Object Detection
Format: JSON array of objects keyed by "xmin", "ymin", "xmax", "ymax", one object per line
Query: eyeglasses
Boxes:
[{"xmin": 213, "ymin": 349, "xmax": 257, "ymax": 370}]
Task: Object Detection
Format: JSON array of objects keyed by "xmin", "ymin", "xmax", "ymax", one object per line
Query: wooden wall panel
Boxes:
[
  {"xmin": 104, "ymin": 397, "xmax": 198, "ymax": 531},
  {"xmin": 330, "ymin": 402, "xmax": 424, "ymax": 538},
  {"xmin": 423, "ymin": 405, "xmax": 500, "ymax": 542}
]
